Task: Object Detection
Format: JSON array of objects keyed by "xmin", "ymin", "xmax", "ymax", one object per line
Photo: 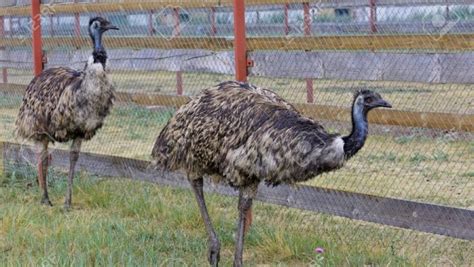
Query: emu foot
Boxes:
[
  {"xmin": 40, "ymin": 196, "xmax": 53, "ymax": 206},
  {"xmin": 208, "ymin": 241, "xmax": 220, "ymax": 267}
]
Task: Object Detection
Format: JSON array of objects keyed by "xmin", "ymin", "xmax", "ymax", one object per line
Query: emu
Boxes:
[
  {"xmin": 152, "ymin": 81, "xmax": 391, "ymax": 266},
  {"xmin": 15, "ymin": 17, "xmax": 118, "ymax": 208}
]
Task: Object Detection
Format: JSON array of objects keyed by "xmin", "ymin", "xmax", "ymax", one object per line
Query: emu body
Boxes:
[
  {"xmin": 15, "ymin": 17, "xmax": 118, "ymax": 208},
  {"xmin": 153, "ymin": 81, "xmax": 345, "ymax": 187},
  {"xmin": 152, "ymin": 81, "xmax": 391, "ymax": 266},
  {"xmin": 16, "ymin": 64, "xmax": 114, "ymax": 143}
]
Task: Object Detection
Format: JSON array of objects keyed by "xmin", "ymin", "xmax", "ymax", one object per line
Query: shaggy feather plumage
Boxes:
[
  {"xmin": 153, "ymin": 81, "xmax": 344, "ymax": 188},
  {"xmin": 151, "ymin": 80, "xmax": 391, "ymax": 266},
  {"xmin": 15, "ymin": 64, "xmax": 114, "ymax": 143},
  {"xmin": 15, "ymin": 17, "xmax": 118, "ymax": 208}
]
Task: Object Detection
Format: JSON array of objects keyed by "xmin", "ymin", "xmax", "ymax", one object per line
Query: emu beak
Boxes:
[
  {"xmin": 105, "ymin": 24, "xmax": 119, "ymax": 31},
  {"xmin": 376, "ymin": 99, "xmax": 392, "ymax": 108}
]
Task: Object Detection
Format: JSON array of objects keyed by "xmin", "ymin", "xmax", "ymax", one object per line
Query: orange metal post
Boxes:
[
  {"xmin": 32, "ymin": 0, "xmax": 43, "ymax": 76},
  {"xmin": 303, "ymin": 2, "xmax": 313, "ymax": 103},
  {"xmin": 233, "ymin": 0, "xmax": 247, "ymax": 82},
  {"xmin": 284, "ymin": 4, "xmax": 289, "ymax": 35},
  {"xmin": 369, "ymin": 0, "xmax": 377, "ymax": 33},
  {"xmin": 0, "ymin": 15, "xmax": 7, "ymax": 83}
]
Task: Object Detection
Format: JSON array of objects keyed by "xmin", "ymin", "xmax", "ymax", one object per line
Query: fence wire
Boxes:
[{"xmin": 0, "ymin": 0, "xmax": 473, "ymax": 266}]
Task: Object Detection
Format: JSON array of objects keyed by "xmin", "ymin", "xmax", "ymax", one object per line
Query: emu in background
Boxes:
[{"xmin": 15, "ymin": 17, "xmax": 119, "ymax": 209}]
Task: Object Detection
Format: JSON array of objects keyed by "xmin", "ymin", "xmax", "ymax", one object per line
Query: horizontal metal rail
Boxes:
[{"xmin": 1, "ymin": 34, "xmax": 473, "ymax": 51}]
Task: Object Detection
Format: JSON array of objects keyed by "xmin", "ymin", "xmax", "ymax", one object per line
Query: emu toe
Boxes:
[{"xmin": 208, "ymin": 242, "xmax": 220, "ymax": 267}]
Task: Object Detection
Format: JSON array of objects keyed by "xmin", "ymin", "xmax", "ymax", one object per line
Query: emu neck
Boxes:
[
  {"xmin": 90, "ymin": 30, "xmax": 107, "ymax": 67},
  {"xmin": 342, "ymin": 100, "xmax": 368, "ymax": 159},
  {"xmin": 90, "ymin": 29, "xmax": 104, "ymax": 51}
]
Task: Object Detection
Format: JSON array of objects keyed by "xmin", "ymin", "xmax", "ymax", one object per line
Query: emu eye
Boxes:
[{"xmin": 365, "ymin": 97, "xmax": 374, "ymax": 104}]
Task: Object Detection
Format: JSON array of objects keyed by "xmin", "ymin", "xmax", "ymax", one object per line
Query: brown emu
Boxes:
[
  {"xmin": 15, "ymin": 17, "xmax": 118, "ymax": 208},
  {"xmin": 152, "ymin": 81, "xmax": 391, "ymax": 266}
]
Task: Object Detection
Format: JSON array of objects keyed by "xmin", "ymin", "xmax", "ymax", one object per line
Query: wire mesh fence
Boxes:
[{"xmin": 0, "ymin": 0, "xmax": 473, "ymax": 266}]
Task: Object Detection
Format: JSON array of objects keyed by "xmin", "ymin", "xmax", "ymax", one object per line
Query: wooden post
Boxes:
[
  {"xmin": 0, "ymin": 141, "xmax": 4, "ymax": 176},
  {"xmin": 173, "ymin": 8, "xmax": 183, "ymax": 95},
  {"xmin": 284, "ymin": 4, "xmax": 289, "ymax": 35},
  {"xmin": 32, "ymin": 0, "xmax": 43, "ymax": 76},
  {"xmin": 8, "ymin": 16, "xmax": 12, "ymax": 37},
  {"xmin": 0, "ymin": 15, "xmax": 7, "ymax": 83},
  {"xmin": 176, "ymin": 71, "xmax": 183, "ymax": 96},
  {"xmin": 303, "ymin": 2, "xmax": 313, "ymax": 103},
  {"xmin": 74, "ymin": 0, "xmax": 81, "ymax": 37},
  {"xmin": 210, "ymin": 7, "xmax": 217, "ymax": 36},
  {"xmin": 303, "ymin": 2, "xmax": 311, "ymax": 35},
  {"xmin": 233, "ymin": 0, "xmax": 247, "ymax": 82},
  {"xmin": 369, "ymin": 0, "xmax": 377, "ymax": 33},
  {"xmin": 173, "ymin": 7, "xmax": 181, "ymax": 37},
  {"xmin": 2, "ymin": 68, "xmax": 7, "ymax": 84},
  {"xmin": 49, "ymin": 14, "xmax": 54, "ymax": 36},
  {"xmin": 148, "ymin": 10, "xmax": 155, "ymax": 36}
]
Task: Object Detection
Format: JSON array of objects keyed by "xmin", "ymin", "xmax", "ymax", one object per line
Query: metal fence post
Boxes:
[
  {"xmin": 233, "ymin": 0, "xmax": 248, "ymax": 82},
  {"xmin": 370, "ymin": 0, "xmax": 377, "ymax": 33},
  {"xmin": 303, "ymin": 2, "xmax": 314, "ymax": 103},
  {"xmin": 32, "ymin": 0, "xmax": 43, "ymax": 76}
]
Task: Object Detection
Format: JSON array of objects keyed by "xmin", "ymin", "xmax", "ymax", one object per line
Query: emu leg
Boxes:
[
  {"xmin": 64, "ymin": 138, "xmax": 82, "ymax": 209},
  {"xmin": 38, "ymin": 141, "xmax": 52, "ymax": 206},
  {"xmin": 190, "ymin": 178, "xmax": 220, "ymax": 267},
  {"xmin": 233, "ymin": 190, "xmax": 254, "ymax": 267},
  {"xmin": 244, "ymin": 206, "xmax": 253, "ymax": 235}
]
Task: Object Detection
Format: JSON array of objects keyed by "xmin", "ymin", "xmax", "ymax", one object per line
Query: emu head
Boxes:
[
  {"xmin": 88, "ymin": 17, "xmax": 119, "ymax": 41},
  {"xmin": 353, "ymin": 89, "xmax": 392, "ymax": 115}
]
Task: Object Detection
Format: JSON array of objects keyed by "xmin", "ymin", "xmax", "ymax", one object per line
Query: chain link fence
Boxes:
[{"xmin": 0, "ymin": 0, "xmax": 473, "ymax": 266}]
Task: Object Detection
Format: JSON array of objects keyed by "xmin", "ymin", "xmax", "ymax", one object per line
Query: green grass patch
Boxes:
[{"xmin": 1, "ymin": 173, "xmax": 472, "ymax": 266}]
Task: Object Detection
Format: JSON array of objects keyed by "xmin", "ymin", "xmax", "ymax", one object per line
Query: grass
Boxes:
[{"xmin": 1, "ymin": 172, "xmax": 473, "ymax": 266}]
